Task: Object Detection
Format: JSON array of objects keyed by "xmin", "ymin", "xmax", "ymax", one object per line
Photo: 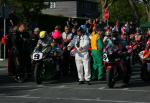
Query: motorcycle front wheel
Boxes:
[
  {"xmin": 106, "ymin": 69, "xmax": 115, "ymax": 88},
  {"xmin": 141, "ymin": 63, "xmax": 150, "ymax": 81},
  {"xmin": 34, "ymin": 63, "xmax": 43, "ymax": 84}
]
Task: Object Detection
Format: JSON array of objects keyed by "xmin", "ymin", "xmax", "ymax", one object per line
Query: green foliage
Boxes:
[
  {"xmin": 107, "ymin": 0, "xmax": 148, "ymax": 23},
  {"xmin": 137, "ymin": 3, "xmax": 147, "ymax": 23},
  {"xmin": 7, "ymin": 0, "xmax": 45, "ymax": 13},
  {"xmin": 109, "ymin": 0, "xmax": 135, "ymax": 22}
]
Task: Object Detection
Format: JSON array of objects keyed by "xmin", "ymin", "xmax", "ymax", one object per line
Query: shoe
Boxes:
[
  {"xmin": 86, "ymin": 81, "xmax": 91, "ymax": 85},
  {"xmin": 78, "ymin": 81, "xmax": 84, "ymax": 85}
]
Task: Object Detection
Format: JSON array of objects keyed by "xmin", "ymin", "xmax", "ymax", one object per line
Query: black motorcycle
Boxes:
[{"xmin": 31, "ymin": 45, "xmax": 60, "ymax": 84}]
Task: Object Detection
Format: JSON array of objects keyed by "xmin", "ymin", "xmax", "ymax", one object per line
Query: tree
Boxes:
[
  {"xmin": 109, "ymin": 0, "xmax": 135, "ymax": 22},
  {"xmin": 143, "ymin": 0, "xmax": 150, "ymax": 21},
  {"xmin": 134, "ymin": 0, "xmax": 150, "ymax": 21},
  {"xmin": 6, "ymin": 0, "xmax": 45, "ymax": 14},
  {"xmin": 128, "ymin": 0, "xmax": 140, "ymax": 23},
  {"xmin": 99, "ymin": 0, "xmax": 147, "ymax": 23}
]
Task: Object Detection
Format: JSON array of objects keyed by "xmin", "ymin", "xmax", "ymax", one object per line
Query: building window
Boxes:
[
  {"xmin": 44, "ymin": 0, "xmax": 56, "ymax": 9},
  {"xmin": 50, "ymin": 1, "xmax": 56, "ymax": 8}
]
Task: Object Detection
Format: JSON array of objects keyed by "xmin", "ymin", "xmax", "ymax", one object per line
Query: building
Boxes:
[{"xmin": 42, "ymin": 0, "xmax": 99, "ymax": 18}]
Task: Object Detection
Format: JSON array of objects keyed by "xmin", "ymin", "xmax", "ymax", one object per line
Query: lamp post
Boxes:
[
  {"xmin": 1, "ymin": 0, "xmax": 6, "ymax": 60},
  {"xmin": 4, "ymin": 1, "xmax": 6, "ymax": 60}
]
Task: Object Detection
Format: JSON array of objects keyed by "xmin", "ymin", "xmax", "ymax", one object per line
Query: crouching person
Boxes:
[{"xmin": 68, "ymin": 27, "xmax": 91, "ymax": 85}]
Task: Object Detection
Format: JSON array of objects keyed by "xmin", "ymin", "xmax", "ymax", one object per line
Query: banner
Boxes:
[{"xmin": 103, "ymin": 8, "xmax": 110, "ymax": 21}]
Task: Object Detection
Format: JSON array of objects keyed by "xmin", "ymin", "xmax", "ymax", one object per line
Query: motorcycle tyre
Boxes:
[
  {"xmin": 106, "ymin": 69, "xmax": 115, "ymax": 88},
  {"xmin": 34, "ymin": 63, "xmax": 43, "ymax": 84}
]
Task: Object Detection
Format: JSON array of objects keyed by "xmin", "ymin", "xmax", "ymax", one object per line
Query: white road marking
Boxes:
[
  {"xmin": 98, "ymin": 87, "xmax": 105, "ymax": 90},
  {"xmin": 50, "ymin": 86, "xmax": 150, "ymax": 92},
  {"xmin": 0, "ymin": 95, "xmax": 148, "ymax": 103},
  {"xmin": 56, "ymin": 85, "xmax": 66, "ymax": 88},
  {"xmin": 37, "ymin": 85, "xmax": 45, "ymax": 88},
  {"xmin": 0, "ymin": 68, "xmax": 6, "ymax": 71},
  {"xmin": 122, "ymin": 88, "xmax": 129, "ymax": 90},
  {"xmin": 56, "ymin": 97, "xmax": 149, "ymax": 103},
  {"xmin": 0, "ymin": 85, "xmax": 35, "ymax": 88},
  {"xmin": 0, "ymin": 84, "xmax": 150, "ymax": 93},
  {"xmin": 4, "ymin": 95, "xmax": 30, "ymax": 98},
  {"xmin": 27, "ymin": 89, "xmax": 39, "ymax": 92}
]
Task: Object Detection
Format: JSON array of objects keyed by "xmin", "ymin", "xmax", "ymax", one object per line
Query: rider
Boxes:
[
  {"xmin": 36, "ymin": 31, "xmax": 51, "ymax": 48},
  {"xmin": 103, "ymin": 30, "xmax": 113, "ymax": 54}
]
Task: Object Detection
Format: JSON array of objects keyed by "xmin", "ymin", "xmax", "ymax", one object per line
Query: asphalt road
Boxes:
[{"xmin": 0, "ymin": 60, "xmax": 150, "ymax": 103}]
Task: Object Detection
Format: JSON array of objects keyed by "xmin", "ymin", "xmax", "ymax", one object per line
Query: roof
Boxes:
[{"xmin": 44, "ymin": 0, "xmax": 98, "ymax": 3}]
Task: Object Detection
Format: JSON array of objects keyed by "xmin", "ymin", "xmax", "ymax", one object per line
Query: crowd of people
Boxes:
[{"xmin": 2, "ymin": 14, "xmax": 150, "ymax": 85}]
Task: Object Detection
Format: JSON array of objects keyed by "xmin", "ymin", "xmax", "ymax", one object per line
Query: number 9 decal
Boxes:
[
  {"xmin": 34, "ymin": 54, "xmax": 40, "ymax": 60},
  {"xmin": 32, "ymin": 53, "xmax": 43, "ymax": 60}
]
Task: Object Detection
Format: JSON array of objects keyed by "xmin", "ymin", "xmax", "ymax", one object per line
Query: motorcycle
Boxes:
[
  {"xmin": 103, "ymin": 50, "xmax": 130, "ymax": 88},
  {"xmin": 31, "ymin": 45, "xmax": 58, "ymax": 84},
  {"xmin": 139, "ymin": 51, "xmax": 150, "ymax": 81}
]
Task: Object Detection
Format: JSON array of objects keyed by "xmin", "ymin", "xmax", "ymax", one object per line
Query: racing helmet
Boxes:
[{"xmin": 39, "ymin": 31, "xmax": 47, "ymax": 39}]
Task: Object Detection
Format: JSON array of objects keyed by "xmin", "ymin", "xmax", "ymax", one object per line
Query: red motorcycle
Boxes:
[
  {"xmin": 103, "ymin": 51, "xmax": 130, "ymax": 88},
  {"xmin": 139, "ymin": 51, "xmax": 150, "ymax": 81}
]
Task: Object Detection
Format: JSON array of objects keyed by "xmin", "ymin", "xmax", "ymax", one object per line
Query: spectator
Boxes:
[
  {"xmin": 8, "ymin": 10, "xmax": 18, "ymax": 27},
  {"xmin": 31, "ymin": 27, "xmax": 40, "ymax": 49},
  {"xmin": 91, "ymin": 26, "xmax": 104, "ymax": 81},
  {"xmin": 11, "ymin": 23, "xmax": 32, "ymax": 76},
  {"xmin": 62, "ymin": 26, "xmax": 73, "ymax": 76},
  {"xmin": 66, "ymin": 17, "xmax": 73, "ymax": 27},
  {"xmin": 68, "ymin": 27, "xmax": 91, "ymax": 85},
  {"xmin": 52, "ymin": 25, "xmax": 62, "ymax": 48}
]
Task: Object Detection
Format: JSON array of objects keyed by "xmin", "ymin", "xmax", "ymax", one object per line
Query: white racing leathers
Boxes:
[{"xmin": 68, "ymin": 35, "xmax": 91, "ymax": 81}]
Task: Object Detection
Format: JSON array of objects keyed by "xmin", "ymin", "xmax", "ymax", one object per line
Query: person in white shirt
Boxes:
[
  {"xmin": 62, "ymin": 26, "xmax": 73, "ymax": 76},
  {"xmin": 68, "ymin": 27, "xmax": 91, "ymax": 85}
]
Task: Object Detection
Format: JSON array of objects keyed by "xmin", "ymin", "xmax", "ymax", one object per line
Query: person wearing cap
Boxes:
[
  {"xmin": 68, "ymin": 27, "xmax": 91, "ymax": 85},
  {"xmin": 91, "ymin": 26, "xmax": 104, "ymax": 81}
]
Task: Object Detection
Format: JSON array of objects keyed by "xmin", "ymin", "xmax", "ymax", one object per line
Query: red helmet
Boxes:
[{"xmin": 52, "ymin": 31, "xmax": 62, "ymax": 39}]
